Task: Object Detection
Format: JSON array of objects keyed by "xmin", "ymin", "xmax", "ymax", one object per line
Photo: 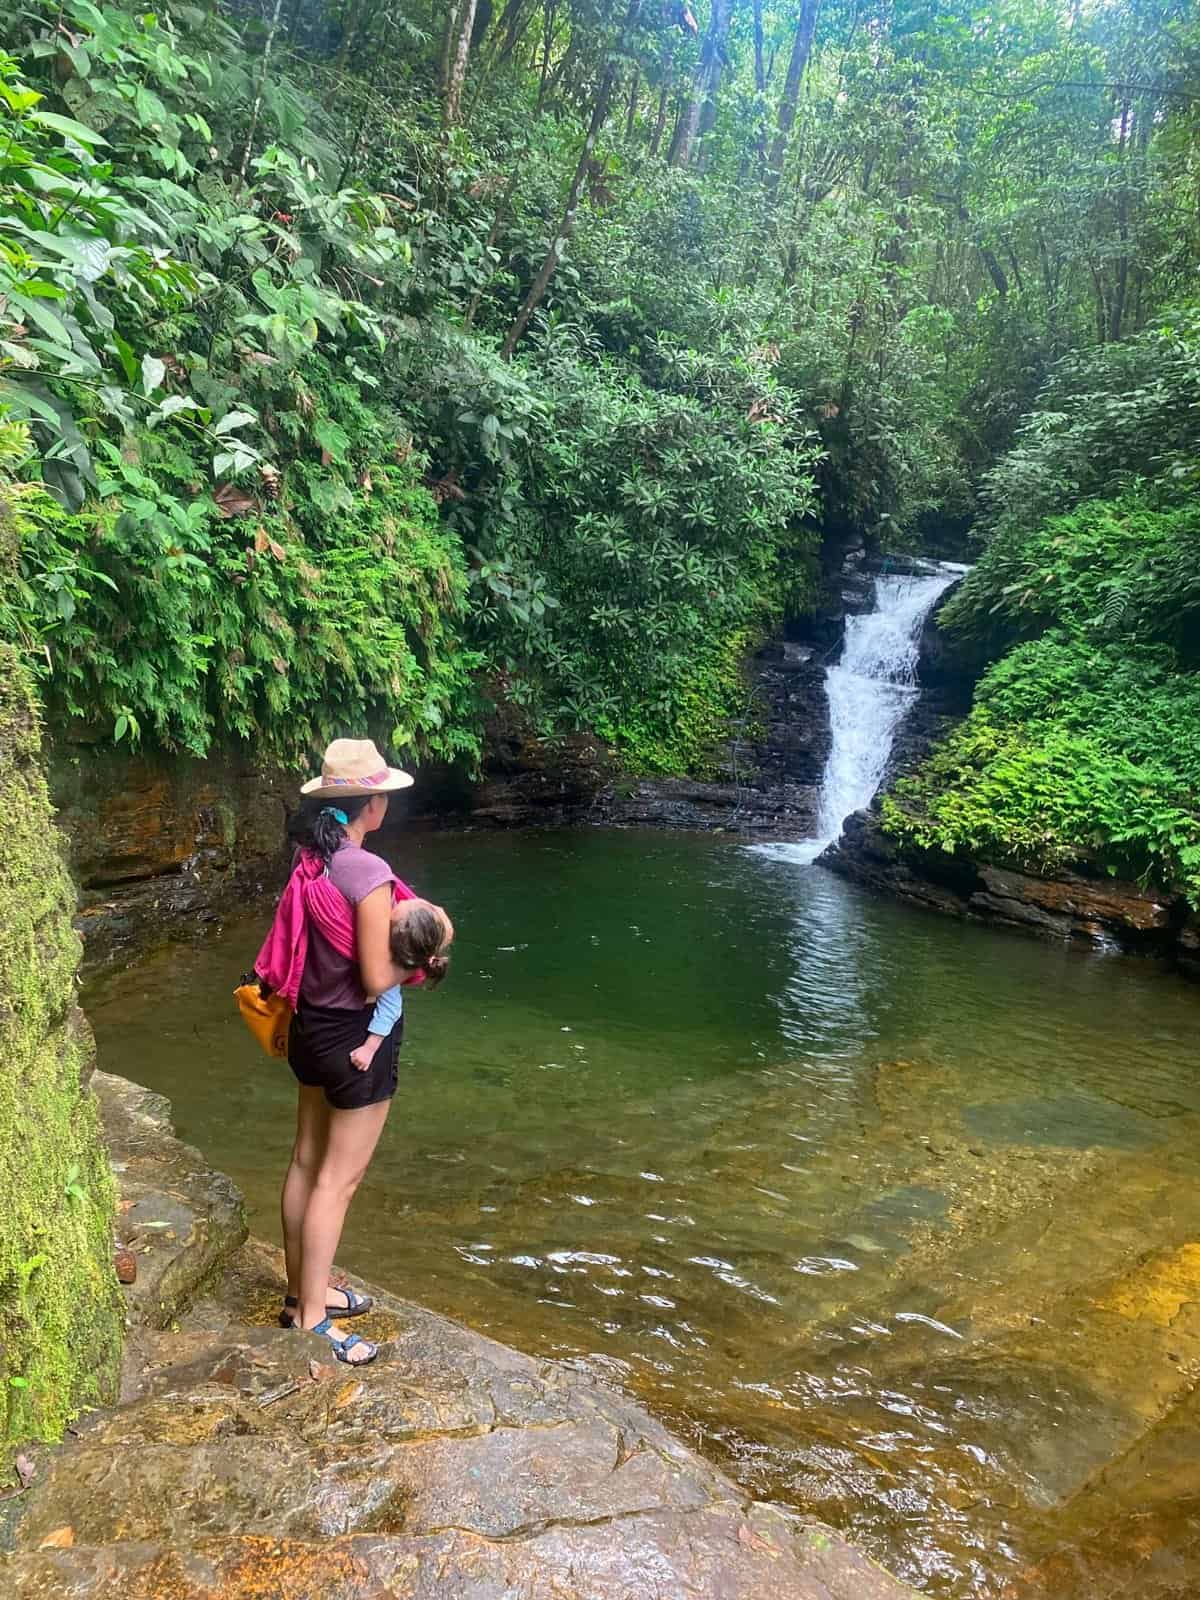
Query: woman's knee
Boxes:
[
  {"xmin": 288, "ymin": 1139, "xmax": 323, "ymax": 1179},
  {"xmin": 311, "ymin": 1163, "xmax": 367, "ymax": 1204}
]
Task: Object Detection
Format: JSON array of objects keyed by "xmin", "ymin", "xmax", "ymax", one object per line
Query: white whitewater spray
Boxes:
[{"xmin": 762, "ymin": 565, "xmax": 965, "ymax": 865}]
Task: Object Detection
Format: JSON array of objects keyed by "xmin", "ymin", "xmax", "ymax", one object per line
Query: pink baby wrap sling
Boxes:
[{"xmin": 254, "ymin": 848, "xmax": 424, "ymax": 1008}]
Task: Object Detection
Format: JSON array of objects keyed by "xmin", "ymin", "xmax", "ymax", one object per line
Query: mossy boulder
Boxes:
[{"xmin": 0, "ymin": 487, "xmax": 122, "ymax": 1440}]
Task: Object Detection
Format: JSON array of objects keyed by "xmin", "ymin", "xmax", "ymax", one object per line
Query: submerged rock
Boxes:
[{"xmin": 0, "ymin": 1075, "xmax": 917, "ymax": 1600}]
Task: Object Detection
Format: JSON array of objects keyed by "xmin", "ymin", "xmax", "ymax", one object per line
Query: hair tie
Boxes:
[{"xmin": 320, "ymin": 806, "xmax": 349, "ymax": 826}]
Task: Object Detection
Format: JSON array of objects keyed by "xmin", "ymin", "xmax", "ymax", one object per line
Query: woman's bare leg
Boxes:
[
  {"xmin": 298, "ymin": 1099, "xmax": 391, "ymax": 1359},
  {"xmin": 281, "ymin": 1086, "xmax": 330, "ymax": 1300}
]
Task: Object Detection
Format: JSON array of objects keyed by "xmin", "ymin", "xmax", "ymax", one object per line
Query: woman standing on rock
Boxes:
[{"xmin": 258, "ymin": 739, "xmax": 452, "ymax": 1365}]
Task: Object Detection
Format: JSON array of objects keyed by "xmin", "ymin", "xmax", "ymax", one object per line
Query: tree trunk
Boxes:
[
  {"xmin": 626, "ymin": 68, "xmax": 639, "ymax": 139},
  {"xmin": 536, "ymin": 0, "xmax": 557, "ymax": 112},
  {"xmin": 440, "ymin": 0, "xmax": 463, "ymax": 93},
  {"xmin": 670, "ymin": 0, "xmax": 731, "ymax": 167},
  {"xmin": 1109, "ymin": 97, "xmax": 1132, "ymax": 342},
  {"xmin": 767, "ymin": 0, "xmax": 821, "ymax": 189},
  {"xmin": 502, "ymin": 1, "xmax": 641, "ymax": 357},
  {"xmin": 649, "ymin": 49, "xmax": 673, "ymax": 156},
  {"xmin": 444, "ymin": 0, "xmax": 480, "ymax": 125},
  {"xmin": 978, "ymin": 245, "xmax": 1007, "ymax": 298},
  {"xmin": 752, "ymin": 0, "xmax": 766, "ymax": 159},
  {"xmin": 237, "ymin": 0, "xmax": 286, "ymax": 191},
  {"xmin": 665, "ymin": 99, "xmax": 687, "ymax": 164}
]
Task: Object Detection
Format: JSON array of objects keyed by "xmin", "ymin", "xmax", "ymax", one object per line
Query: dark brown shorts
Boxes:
[{"xmin": 288, "ymin": 1002, "xmax": 402, "ymax": 1110}]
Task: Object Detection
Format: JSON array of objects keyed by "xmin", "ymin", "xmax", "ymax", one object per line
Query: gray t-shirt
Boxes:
[{"xmin": 299, "ymin": 841, "xmax": 393, "ymax": 1011}]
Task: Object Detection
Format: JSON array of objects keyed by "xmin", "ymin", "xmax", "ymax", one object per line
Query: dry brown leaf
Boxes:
[
  {"xmin": 39, "ymin": 1526, "xmax": 74, "ymax": 1549},
  {"xmin": 309, "ymin": 1359, "xmax": 336, "ymax": 1383},
  {"xmin": 736, "ymin": 1523, "xmax": 777, "ymax": 1556},
  {"xmin": 254, "ymin": 525, "xmax": 269, "ymax": 554},
  {"xmin": 269, "ymin": 539, "xmax": 286, "ymax": 562},
  {"xmin": 320, "ymin": 447, "xmax": 333, "ymax": 467},
  {"xmin": 213, "ymin": 482, "xmax": 257, "ymax": 519},
  {"xmin": 332, "ymin": 1380, "xmax": 364, "ymax": 1411}
]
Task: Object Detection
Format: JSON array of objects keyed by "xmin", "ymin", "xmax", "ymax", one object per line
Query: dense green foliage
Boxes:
[
  {"xmin": 0, "ymin": 482, "xmax": 121, "ymax": 1442},
  {"xmin": 1, "ymin": 0, "xmax": 1197, "ymax": 779},
  {"xmin": 888, "ymin": 317, "xmax": 1200, "ymax": 899}
]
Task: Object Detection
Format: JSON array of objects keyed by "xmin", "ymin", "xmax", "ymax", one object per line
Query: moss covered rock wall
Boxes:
[{"xmin": 0, "ymin": 497, "xmax": 122, "ymax": 1441}]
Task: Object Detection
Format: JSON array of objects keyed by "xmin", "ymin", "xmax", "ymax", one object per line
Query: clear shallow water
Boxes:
[{"xmin": 87, "ymin": 829, "xmax": 1200, "ymax": 1597}]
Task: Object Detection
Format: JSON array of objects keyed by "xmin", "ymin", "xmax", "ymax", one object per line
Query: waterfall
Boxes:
[{"xmin": 763, "ymin": 565, "xmax": 965, "ymax": 865}]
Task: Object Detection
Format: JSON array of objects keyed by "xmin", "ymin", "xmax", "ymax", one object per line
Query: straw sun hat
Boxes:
[{"xmin": 300, "ymin": 738, "xmax": 414, "ymax": 799}]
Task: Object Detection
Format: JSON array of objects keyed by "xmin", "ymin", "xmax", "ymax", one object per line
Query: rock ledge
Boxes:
[{"xmin": 0, "ymin": 1075, "xmax": 916, "ymax": 1600}]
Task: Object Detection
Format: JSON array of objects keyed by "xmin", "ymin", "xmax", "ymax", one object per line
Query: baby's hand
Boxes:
[{"xmin": 350, "ymin": 1034, "xmax": 383, "ymax": 1073}]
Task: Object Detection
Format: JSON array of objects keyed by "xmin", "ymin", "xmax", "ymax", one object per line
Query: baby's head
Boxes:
[{"xmin": 390, "ymin": 897, "xmax": 454, "ymax": 987}]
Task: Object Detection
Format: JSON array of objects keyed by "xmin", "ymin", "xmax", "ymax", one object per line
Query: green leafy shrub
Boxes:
[
  {"xmin": 441, "ymin": 346, "xmax": 821, "ymax": 769},
  {"xmin": 5, "ymin": 382, "xmax": 480, "ymax": 762},
  {"xmin": 944, "ymin": 490, "xmax": 1200, "ymax": 660},
  {"xmin": 888, "ymin": 621, "xmax": 1200, "ymax": 900}
]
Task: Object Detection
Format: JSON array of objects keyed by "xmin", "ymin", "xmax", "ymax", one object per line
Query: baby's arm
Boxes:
[{"xmin": 350, "ymin": 985, "xmax": 402, "ymax": 1072}]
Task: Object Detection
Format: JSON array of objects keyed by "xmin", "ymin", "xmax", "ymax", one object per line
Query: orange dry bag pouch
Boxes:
[{"xmin": 234, "ymin": 976, "xmax": 292, "ymax": 1059}]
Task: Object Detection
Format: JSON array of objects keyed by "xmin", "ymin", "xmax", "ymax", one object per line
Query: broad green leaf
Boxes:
[
  {"xmin": 158, "ymin": 394, "xmax": 201, "ymax": 418},
  {"xmin": 141, "ymin": 353, "xmax": 166, "ymax": 394},
  {"xmin": 214, "ymin": 409, "xmax": 256, "ymax": 435},
  {"xmin": 112, "ymin": 332, "xmax": 138, "ymax": 385},
  {"xmin": 29, "ymin": 111, "xmax": 109, "ymax": 147},
  {"xmin": 10, "ymin": 294, "xmax": 72, "ymax": 347}
]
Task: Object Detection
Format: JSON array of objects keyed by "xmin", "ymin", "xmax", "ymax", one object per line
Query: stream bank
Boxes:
[
  {"xmin": 0, "ymin": 1070, "xmax": 915, "ymax": 1600},
  {"xmin": 823, "ymin": 810, "xmax": 1200, "ymax": 974}
]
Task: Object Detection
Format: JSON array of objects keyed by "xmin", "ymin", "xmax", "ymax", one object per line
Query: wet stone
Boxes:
[{"xmin": 0, "ymin": 1078, "xmax": 918, "ymax": 1600}]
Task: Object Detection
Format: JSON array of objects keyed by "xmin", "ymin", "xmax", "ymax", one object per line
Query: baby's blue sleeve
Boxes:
[{"xmin": 368, "ymin": 985, "xmax": 402, "ymax": 1037}]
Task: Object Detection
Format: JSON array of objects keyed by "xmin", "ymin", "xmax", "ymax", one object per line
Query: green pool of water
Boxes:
[{"xmin": 86, "ymin": 828, "xmax": 1200, "ymax": 1597}]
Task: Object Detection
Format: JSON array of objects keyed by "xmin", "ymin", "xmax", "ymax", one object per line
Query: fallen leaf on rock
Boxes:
[
  {"xmin": 737, "ymin": 1523, "xmax": 777, "ymax": 1556},
  {"xmin": 39, "ymin": 1526, "xmax": 74, "ymax": 1549},
  {"xmin": 332, "ymin": 1380, "xmax": 364, "ymax": 1411},
  {"xmin": 15, "ymin": 1454, "xmax": 35, "ymax": 1488},
  {"xmin": 213, "ymin": 481, "xmax": 257, "ymax": 518},
  {"xmin": 309, "ymin": 1359, "xmax": 336, "ymax": 1383},
  {"xmin": 114, "ymin": 1247, "xmax": 137, "ymax": 1284}
]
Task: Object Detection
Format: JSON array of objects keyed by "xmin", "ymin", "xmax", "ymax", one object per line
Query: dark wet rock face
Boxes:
[
  {"xmin": 49, "ymin": 741, "xmax": 294, "ymax": 971},
  {"xmin": 0, "ymin": 1075, "xmax": 917, "ymax": 1600},
  {"xmin": 596, "ymin": 639, "xmax": 832, "ymax": 836},
  {"xmin": 824, "ymin": 811, "xmax": 1195, "ymax": 967}
]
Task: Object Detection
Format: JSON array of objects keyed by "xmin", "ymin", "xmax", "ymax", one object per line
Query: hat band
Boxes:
[{"xmin": 321, "ymin": 768, "xmax": 392, "ymax": 788}]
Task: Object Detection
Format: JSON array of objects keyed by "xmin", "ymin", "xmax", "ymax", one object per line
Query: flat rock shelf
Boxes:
[{"xmin": 0, "ymin": 1072, "xmax": 916, "ymax": 1600}]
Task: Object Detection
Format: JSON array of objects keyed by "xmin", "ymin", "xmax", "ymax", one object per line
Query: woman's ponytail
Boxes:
[{"xmin": 286, "ymin": 795, "xmax": 373, "ymax": 866}]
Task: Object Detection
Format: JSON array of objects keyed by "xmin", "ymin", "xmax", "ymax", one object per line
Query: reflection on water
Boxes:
[{"xmin": 86, "ymin": 828, "xmax": 1200, "ymax": 1599}]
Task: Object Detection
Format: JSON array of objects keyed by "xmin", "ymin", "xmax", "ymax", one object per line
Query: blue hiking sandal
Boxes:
[
  {"xmin": 279, "ymin": 1286, "xmax": 373, "ymax": 1328},
  {"xmin": 307, "ymin": 1315, "xmax": 378, "ymax": 1365}
]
